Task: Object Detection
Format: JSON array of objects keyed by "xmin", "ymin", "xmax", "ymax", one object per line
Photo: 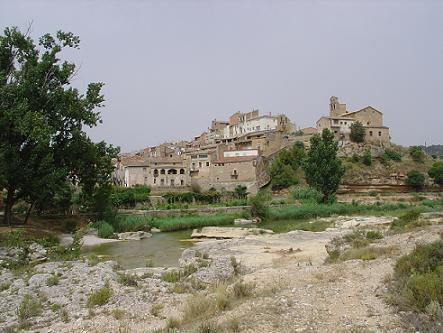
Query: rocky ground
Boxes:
[{"xmin": 0, "ymin": 213, "xmax": 442, "ymax": 333}]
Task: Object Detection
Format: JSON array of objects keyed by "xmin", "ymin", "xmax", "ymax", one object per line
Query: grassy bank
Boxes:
[
  {"xmin": 150, "ymin": 213, "xmax": 242, "ymax": 232},
  {"xmin": 96, "ymin": 199, "xmax": 442, "ymax": 235}
]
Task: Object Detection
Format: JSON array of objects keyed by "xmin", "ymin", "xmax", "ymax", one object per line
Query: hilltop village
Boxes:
[{"xmin": 114, "ymin": 96, "xmax": 391, "ymax": 194}]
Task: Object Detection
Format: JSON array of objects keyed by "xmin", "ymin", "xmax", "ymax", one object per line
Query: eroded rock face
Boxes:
[
  {"xmin": 191, "ymin": 227, "xmax": 273, "ymax": 239},
  {"xmin": 117, "ymin": 231, "xmax": 152, "ymax": 240}
]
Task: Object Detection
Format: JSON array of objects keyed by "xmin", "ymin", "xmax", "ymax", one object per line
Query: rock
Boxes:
[
  {"xmin": 151, "ymin": 227, "xmax": 161, "ymax": 233},
  {"xmin": 28, "ymin": 243, "xmax": 47, "ymax": 261},
  {"xmin": 234, "ymin": 218, "xmax": 254, "ymax": 225},
  {"xmin": 117, "ymin": 231, "xmax": 152, "ymax": 240},
  {"xmin": 191, "ymin": 227, "xmax": 274, "ymax": 239},
  {"xmin": 28, "ymin": 273, "xmax": 52, "ymax": 288}
]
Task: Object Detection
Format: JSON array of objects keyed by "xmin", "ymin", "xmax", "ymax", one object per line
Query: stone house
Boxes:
[{"xmin": 316, "ymin": 96, "xmax": 390, "ymax": 145}]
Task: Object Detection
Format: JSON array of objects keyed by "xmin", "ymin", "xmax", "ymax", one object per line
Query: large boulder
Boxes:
[
  {"xmin": 117, "ymin": 231, "xmax": 152, "ymax": 241},
  {"xmin": 191, "ymin": 227, "xmax": 273, "ymax": 239}
]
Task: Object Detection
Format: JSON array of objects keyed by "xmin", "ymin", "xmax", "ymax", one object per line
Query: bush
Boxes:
[
  {"xmin": 410, "ymin": 146, "xmax": 425, "ymax": 162},
  {"xmin": 383, "ymin": 149, "xmax": 403, "ymax": 161},
  {"xmin": 428, "ymin": 161, "xmax": 443, "ymax": 185},
  {"xmin": 291, "ymin": 187, "xmax": 322, "ymax": 203},
  {"xmin": 406, "ymin": 170, "xmax": 425, "ymax": 190},
  {"xmin": 249, "ymin": 190, "xmax": 271, "ymax": 219},
  {"xmin": 351, "ymin": 154, "xmax": 360, "ymax": 163},
  {"xmin": 362, "ymin": 149, "xmax": 372, "ymax": 166},
  {"xmin": 390, "ymin": 240, "xmax": 443, "ymax": 312},
  {"xmin": 390, "ymin": 209, "xmax": 425, "ymax": 231},
  {"xmin": 87, "ymin": 283, "xmax": 113, "ymax": 307},
  {"xmin": 95, "ymin": 221, "xmax": 115, "ymax": 238},
  {"xmin": 16, "ymin": 295, "xmax": 42, "ymax": 321},
  {"xmin": 111, "ymin": 185, "xmax": 151, "ymax": 208},
  {"xmin": 117, "ymin": 273, "xmax": 138, "ymax": 287}
]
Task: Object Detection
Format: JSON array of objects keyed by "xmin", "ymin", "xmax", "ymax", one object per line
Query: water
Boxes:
[{"xmin": 85, "ymin": 230, "xmax": 193, "ymax": 269}]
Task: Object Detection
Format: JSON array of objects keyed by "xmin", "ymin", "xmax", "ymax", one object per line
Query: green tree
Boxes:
[
  {"xmin": 409, "ymin": 146, "xmax": 425, "ymax": 162},
  {"xmin": 0, "ymin": 27, "xmax": 118, "ymax": 225},
  {"xmin": 249, "ymin": 190, "xmax": 271, "ymax": 219},
  {"xmin": 233, "ymin": 185, "xmax": 248, "ymax": 199},
  {"xmin": 302, "ymin": 129, "xmax": 345, "ymax": 203},
  {"xmin": 269, "ymin": 142, "xmax": 305, "ymax": 190},
  {"xmin": 428, "ymin": 162, "xmax": 443, "ymax": 185},
  {"xmin": 349, "ymin": 121, "xmax": 365, "ymax": 143},
  {"xmin": 406, "ymin": 170, "xmax": 425, "ymax": 191}
]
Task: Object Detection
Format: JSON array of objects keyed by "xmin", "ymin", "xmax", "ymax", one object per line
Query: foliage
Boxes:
[
  {"xmin": 111, "ymin": 185, "xmax": 151, "ymax": 208},
  {"xmin": 16, "ymin": 295, "xmax": 42, "ymax": 321},
  {"xmin": 163, "ymin": 190, "xmax": 221, "ymax": 205},
  {"xmin": 382, "ymin": 149, "xmax": 403, "ymax": 162},
  {"xmin": 302, "ymin": 129, "xmax": 345, "ymax": 203},
  {"xmin": 409, "ymin": 146, "xmax": 425, "ymax": 162},
  {"xmin": 233, "ymin": 185, "xmax": 248, "ymax": 199},
  {"xmin": 428, "ymin": 162, "xmax": 443, "ymax": 185},
  {"xmin": 249, "ymin": 190, "xmax": 271, "ymax": 219},
  {"xmin": 291, "ymin": 187, "xmax": 322, "ymax": 203},
  {"xmin": 390, "ymin": 209, "xmax": 427, "ymax": 231},
  {"xmin": 150, "ymin": 213, "xmax": 239, "ymax": 232},
  {"xmin": 95, "ymin": 221, "xmax": 115, "ymax": 239},
  {"xmin": 362, "ymin": 148, "xmax": 372, "ymax": 166},
  {"xmin": 87, "ymin": 282, "xmax": 112, "ymax": 307},
  {"xmin": 117, "ymin": 273, "xmax": 138, "ymax": 287},
  {"xmin": 406, "ymin": 170, "xmax": 425, "ymax": 190},
  {"xmin": 389, "ymin": 240, "xmax": 443, "ymax": 316},
  {"xmin": 0, "ymin": 26, "xmax": 119, "ymax": 224},
  {"xmin": 349, "ymin": 121, "xmax": 365, "ymax": 143},
  {"xmin": 112, "ymin": 215, "xmax": 151, "ymax": 232},
  {"xmin": 269, "ymin": 142, "xmax": 305, "ymax": 190}
]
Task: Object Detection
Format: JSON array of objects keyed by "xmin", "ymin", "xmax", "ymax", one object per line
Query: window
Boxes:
[
  {"xmin": 206, "ymin": 162, "xmax": 210, "ymax": 167},
  {"xmin": 199, "ymin": 162, "xmax": 202, "ymax": 168},
  {"xmin": 378, "ymin": 131, "xmax": 382, "ymax": 137},
  {"xmin": 153, "ymin": 169, "xmax": 159, "ymax": 177},
  {"xmin": 153, "ymin": 178, "xmax": 156, "ymax": 184},
  {"xmin": 334, "ymin": 130, "xmax": 338, "ymax": 134},
  {"xmin": 180, "ymin": 169, "xmax": 185, "ymax": 174},
  {"xmin": 168, "ymin": 169, "xmax": 177, "ymax": 175},
  {"xmin": 160, "ymin": 179, "xmax": 165, "ymax": 185},
  {"xmin": 369, "ymin": 131, "xmax": 373, "ymax": 136},
  {"xmin": 160, "ymin": 169, "xmax": 165, "ymax": 175},
  {"xmin": 180, "ymin": 180, "xmax": 184, "ymax": 186},
  {"xmin": 170, "ymin": 179, "xmax": 174, "ymax": 186},
  {"xmin": 344, "ymin": 122, "xmax": 347, "ymax": 125}
]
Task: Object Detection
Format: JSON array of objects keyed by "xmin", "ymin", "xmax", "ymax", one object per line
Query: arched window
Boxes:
[
  {"xmin": 168, "ymin": 169, "xmax": 177, "ymax": 175},
  {"xmin": 160, "ymin": 169, "xmax": 165, "ymax": 175},
  {"xmin": 180, "ymin": 169, "xmax": 185, "ymax": 174},
  {"xmin": 153, "ymin": 169, "xmax": 159, "ymax": 177}
]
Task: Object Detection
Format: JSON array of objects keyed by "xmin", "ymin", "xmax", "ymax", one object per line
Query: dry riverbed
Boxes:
[{"xmin": 0, "ymin": 213, "xmax": 442, "ymax": 333}]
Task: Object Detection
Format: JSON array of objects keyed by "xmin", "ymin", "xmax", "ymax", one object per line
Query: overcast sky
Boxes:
[{"xmin": 2, "ymin": 0, "xmax": 442, "ymax": 151}]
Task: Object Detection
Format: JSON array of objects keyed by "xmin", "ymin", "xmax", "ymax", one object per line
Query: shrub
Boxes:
[
  {"xmin": 150, "ymin": 303, "xmax": 163, "ymax": 317},
  {"xmin": 350, "ymin": 121, "xmax": 365, "ymax": 143},
  {"xmin": 390, "ymin": 209, "xmax": 426, "ymax": 231},
  {"xmin": 406, "ymin": 170, "xmax": 425, "ymax": 191},
  {"xmin": 383, "ymin": 149, "xmax": 402, "ymax": 161},
  {"xmin": 249, "ymin": 190, "xmax": 271, "ymax": 219},
  {"xmin": 351, "ymin": 154, "xmax": 360, "ymax": 163},
  {"xmin": 232, "ymin": 281, "xmax": 254, "ymax": 298},
  {"xmin": 366, "ymin": 230, "xmax": 383, "ymax": 240},
  {"xmin": 291, "ymin": 187, "xmax": 322, "ymax": 203},
  {"xmin": 390, "ymin": 240, "xmax": 443, "ymax": 312},
  {"xmin": 117, "ymin": 273, "xmax": 138, "ymax": 287},
  {"xmin": 46, "ymin": 275, "xmax": 59, "ymax": 286},
  {"xmin": 96, "ymin": 221, "xmax": 115, "ymax": 238},
  {"xmin": 409, "ymin": 146, "xmax": 425, "ymax": 162},
  {"xmin": 16, "ymin": 295, "xmax": 42, "ymax": 321},
  {"xmin": 362, "ymin": 149, "xmax": 372, "ymax": 166},
  {"xmin": 87, "ymin": 283, "xmax": 112, "ymax": 307},
  {"xmin": 428, "ymin": 161, "xmax": 443, "ymax": 185}
]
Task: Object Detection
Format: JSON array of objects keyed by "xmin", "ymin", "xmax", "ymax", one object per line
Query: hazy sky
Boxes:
[{"xmin": 2, "ymin": 0, "xmax": 442, "ymax": 151}]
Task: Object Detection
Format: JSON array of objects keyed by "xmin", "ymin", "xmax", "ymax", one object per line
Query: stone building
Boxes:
[{"xmin": 316, "ymin": 96, "xmax": 390, "ymax": 145}]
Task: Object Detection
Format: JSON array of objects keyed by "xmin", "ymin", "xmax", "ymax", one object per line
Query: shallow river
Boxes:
[{"xmin": 85, "ymin": 230, "xmax": 193, "ymax": 269}]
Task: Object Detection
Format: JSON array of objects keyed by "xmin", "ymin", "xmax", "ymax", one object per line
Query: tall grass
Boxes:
[
  {"xmin": 268, "ymin": 202, "xmax": 410, "ymax": 221},
  {"xmin": 151, "ymin": 213, "xmax": 241, "ymax": 232}
]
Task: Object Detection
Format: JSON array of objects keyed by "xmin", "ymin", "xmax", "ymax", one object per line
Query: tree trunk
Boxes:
[
  {"xmin": 24, "ymin": 202, "xmax": 34, "ymax": 225},
  {"xmin": 3, "ymin": 188, "xmax": 15, "ymax": 226}
]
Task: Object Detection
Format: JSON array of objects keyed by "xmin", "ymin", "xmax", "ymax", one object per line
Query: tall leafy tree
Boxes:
[
  {"xmin": 349, "ymin": 121, "xmax": 365, "ymax": 143},
  {"xmin": 269, "ymin": 142, "xmax": 305, "ymax": 190},
  {"xmin": 0, "ymin": 26, "xmax": 118, "ymax": 225},
  {"xmin": 303, "ymin": 129, "xmax": 345, "ymax": 203}
]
